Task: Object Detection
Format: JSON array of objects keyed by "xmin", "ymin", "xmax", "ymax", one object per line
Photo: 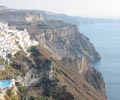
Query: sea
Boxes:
[{"xmin": 79, "ymin": 22, "xmax": 120, "ymax": 100}]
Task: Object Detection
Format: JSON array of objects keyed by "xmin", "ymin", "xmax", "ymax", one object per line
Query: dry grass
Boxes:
[{"xmin": 38, "ymin": 45, "xmax": 106, "ymax": 100}]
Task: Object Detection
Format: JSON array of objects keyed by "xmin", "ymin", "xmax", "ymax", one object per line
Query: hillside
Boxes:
[
  {"xmin": 0, "ymin": 6, "xmax": 107, "ymax": 100},
  {"xmin": 7, "ymin": 45, "xmax": 106, "ymax": 100}
]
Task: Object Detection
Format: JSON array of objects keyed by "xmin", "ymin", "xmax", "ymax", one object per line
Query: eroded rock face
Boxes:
[
  {"xmin": 22, "ymin": 20, "xmax": 100, "ymax": 63},
  {"xmin": 11, "ymin": 47, "xmax": 51, "ymax": 87},
  {"xmin": 61, "ymin": 56, "xmax": 107, "ymax": 99},
  {"xmin": 0, "ymin": 7, "xmax": 106, "ymax": 99},
  {"xmin": 0, "ymin": 8, "xmax": 101, "ymax": 63},
  {"xmin": 61, "ymin": 56, "xmax": 88, "ymax": 73},
  {"xmin": 45, "ymin": 24, "xmax": 100, "ymax": 63},
  {"xmin": 84, "ymin": 67, "xmax": 107, "ymax": 98},
  {"xmin": 10, "ymin": 21, "xmax": 106, "ymax": 99}
]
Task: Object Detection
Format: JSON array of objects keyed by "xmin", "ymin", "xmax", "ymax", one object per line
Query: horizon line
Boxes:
[{"xmin": 1, "ymin": 5, "xmax": 120, "ymax": 20}]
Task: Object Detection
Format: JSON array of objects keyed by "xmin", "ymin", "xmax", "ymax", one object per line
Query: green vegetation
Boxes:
[
  {"xmin": 28, "ymin": 47, "xmax": 40, "ymax": 56},
  {"xmin": 0, "ymin": 56, "xmax": 4, "ymax": 64},
  {"xmin": 17, "ymin": 84, "xmax": 49, "ymax": 100},
  {"xmin": 17, "ymin": 85, "xmax": 26, "ymax": 100},
  {"xmin": 6, "ymin": 87, "xmax": 19, "ymax": 100},
  {"xmin": 6, "ymin": 87, "xmax": 14, "ymax": 97},
  {"xmin": 4, "ymin": 94, "xmax": 11, "ymax": 100},
  {"xmin": 14, "ymin": 50, "xmax": 24, "ymax": 57},
  {"xmin": 6, "ymin": 65, "xmax": 19, "ymax": 74},
  {"xmin": 18, "ymin": 85, "xmax": 26, "ymax": 94},
  {"xmin": 0, "ymin": 71, "xmax": 6, "ymax": 79},
  {"xmin": 28, "ymin": 95, "xmax": 48, "ymax": 100},
  {"xmin": 37, "ymin": 96, "xmax": 48, "ymax": 100},
  {"xmin": 0, "ymin": 63, "xmax": 20, "ymax": 79}
]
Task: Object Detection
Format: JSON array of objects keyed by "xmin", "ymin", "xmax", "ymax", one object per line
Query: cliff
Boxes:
[
  {"xmin": 7, "ymin": 46, "xmax": 106, "ymax": 100},
  {"xmin": 60, "ymin": 55, "xmax": 106, "ymax": 99},
  {"xmin": 0, "ymin": 6, "xmax": 107, "ymax": 100},
  {"xmin": 7, "ymin": 20, "xmax": 101, "ymax": 63},
  {"xmin": 0, "ymin": 6, "xmax": 101, "ymax": 63},
  {"xmin": 84, "ymin": 67, "xmax": 107, "ymax": 98}
]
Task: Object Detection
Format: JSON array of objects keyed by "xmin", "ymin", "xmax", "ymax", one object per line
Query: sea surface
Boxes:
[{"xmin": 79, "ymin": 23, "xmax": 120, "ymax": 100}]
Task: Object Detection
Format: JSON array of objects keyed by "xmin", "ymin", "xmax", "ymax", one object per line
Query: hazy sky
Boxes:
[{"xmin": 0, "ymin": 0, "xmax": 120, "ymax": 18}]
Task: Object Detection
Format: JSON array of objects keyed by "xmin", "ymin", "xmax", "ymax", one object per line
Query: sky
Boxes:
[{"xmin": 0, "ymin": 0, "xmax": 120, "ymax": 18}]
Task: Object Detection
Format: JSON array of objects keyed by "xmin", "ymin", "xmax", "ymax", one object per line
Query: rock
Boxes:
[
  {"xmin": 0, "ymin": 10, "xmax": 100, "ymax": 63},
  {"xmin": 84, "ymin": 67, "xmax": 107, "ymax": 98},
  {"xmin": 0, "ymin": 6, "xmax": 107, "ymax": 100},
  {"xmin": 34, "ymin": 21, "xmax": 101, "ymax": 63},
  {"xmin": 10, "ymin": 20, "xmax": 100, "ymax": 63},
  {"xmin": 61, "ymin": 55, "xmax": 107, "ymax": 99}
]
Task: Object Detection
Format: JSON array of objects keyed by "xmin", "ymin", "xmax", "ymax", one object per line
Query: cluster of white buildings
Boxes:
[
  {"xmin": 0, "ymin": 22, "xmax": 39, "ymax": 97},
  {"xmin": 0, "ymin": 22, "xmax": 38, "ymax": 64}
]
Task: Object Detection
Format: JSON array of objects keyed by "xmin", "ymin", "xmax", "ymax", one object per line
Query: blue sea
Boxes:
[{"xmin": 79, "ymin": 23, "xmax": 120, "ymax": 100}]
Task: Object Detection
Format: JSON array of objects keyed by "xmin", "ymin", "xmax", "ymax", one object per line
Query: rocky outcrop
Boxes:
[
  {"xmin": 35, "ymin": 21, "xmax": 101, "ymax": 63},
  {"xmin": 84, "ymin": 67, "xmax": 107, "ymax": 98},
  {"xmin": 61, "ymin": 56, "xmax": 106, "ymax": 99},
  {"xmin": 61, "ymin": 56, "xmax": 88, "ymax": 73}
]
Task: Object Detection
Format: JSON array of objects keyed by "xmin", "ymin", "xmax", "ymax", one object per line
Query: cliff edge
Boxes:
[{"xmin": 0, "ymin": 6, "xmax": 107, "ymax": 100}]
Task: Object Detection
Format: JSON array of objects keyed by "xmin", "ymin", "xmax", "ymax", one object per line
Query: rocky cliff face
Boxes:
[
  {"xmin": 84, "ymin": 67, "xmax": 107, "ymax": 98},
  {"xmin": 0, "ymin": 6, "xmax": 107, "ymax": 100},
  {"xmin": 41, "ymin": 21, "xmax": 101, "ymax": 63},
  {"xmin": 8, "ymin": 46, "xmax": 106, "ymax": 100},
  {"xmin": 61, "ymin": 56, "xmax": 106, "ymax": 99},
  {"xmin": 0, "ymin": 6, "xmax": 101, "ymax": 62},
  {"xmin": 8, "ymin": 20, "xmax": 100, "ymax": 63},
  {"xmin": 10, "ymin": 47, "xmax": 51, "ymax": 87}
]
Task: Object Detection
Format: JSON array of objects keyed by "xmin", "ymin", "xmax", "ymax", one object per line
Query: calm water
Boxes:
[{"xmin": 79, "ymin": 23, "xmax": 120, "ymax": 100}]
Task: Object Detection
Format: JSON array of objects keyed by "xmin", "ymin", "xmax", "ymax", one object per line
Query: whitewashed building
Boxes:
[{"xmin": 0, "ymin": 22, "xmax": 39, "ymax": 65}]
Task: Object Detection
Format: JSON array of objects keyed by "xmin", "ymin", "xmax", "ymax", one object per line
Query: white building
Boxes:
[
  {"xmin": 11, "ymin": 79, "xmax": 15, "ymax": 86},
  {"xmin": 0, "ymin": 22, "xmax": 9, "ymax": 31},
  {"xmin": 0, "ymin": 22, "xmax": 39, "ymax": 63}
]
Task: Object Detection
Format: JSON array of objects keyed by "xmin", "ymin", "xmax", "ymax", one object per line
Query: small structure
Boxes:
[
  {"xmin": 0, "ymin": 22, "xmax": 9, "ymax": 31},
  {"xmin": 11, "ymin": 79, "xmax": 15, "ymax": 86}
]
